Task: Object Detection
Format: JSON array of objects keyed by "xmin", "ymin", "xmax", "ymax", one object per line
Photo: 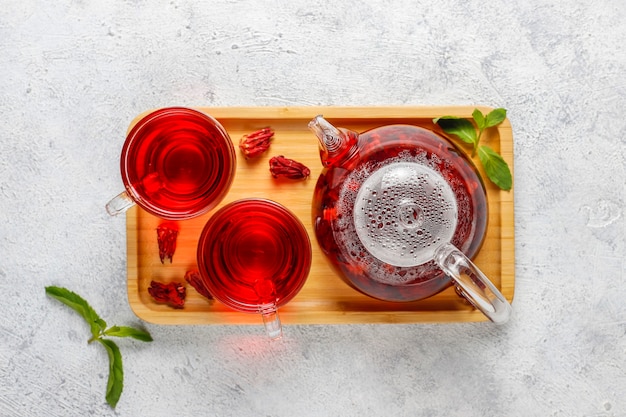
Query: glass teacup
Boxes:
[
  {"xmin": 196, "ymin": 198, "xmax": 312, "ymax": 339},
  {"xmin": 106, "ymin": 107, "xmax": 236, "ymax": 220}
]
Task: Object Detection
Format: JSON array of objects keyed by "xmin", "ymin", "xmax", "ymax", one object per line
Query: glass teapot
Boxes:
[{"xmin": 309, "ymin": 116, "xmax": 511, "ymax": 324}]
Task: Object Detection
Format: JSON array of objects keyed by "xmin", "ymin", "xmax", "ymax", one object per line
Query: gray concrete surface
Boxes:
[{"xmin": 1, "ymin": 0, "xmax": 625, "ymax": 416}]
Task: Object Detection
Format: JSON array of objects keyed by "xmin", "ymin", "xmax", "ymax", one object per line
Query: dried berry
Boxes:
[
  {"xmin": 156, "ymin": 223, "xmax": 179, "ymax": 263},
  {"xmin": 269, "ymin": 155, "xmax": 311, "ymax": 179},
  {"xmin": 184, "ymin": 270, "xmax": 213, "ymax": 300},
  {"xmin": 239, "ymin": 127, "xmax": 274, "ymax": 159},
  {"xmin": 147, "ymin": 280, "xmax": 186, "ymax": 309}
]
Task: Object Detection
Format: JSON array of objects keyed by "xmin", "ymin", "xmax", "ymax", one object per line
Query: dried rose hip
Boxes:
[
  {"xmin": 148, "ymin": 280, "xmax": 186, "ymax": 309},
  {"xmin": 269, "ymin": 155, "xmax": 311, "ymax": 179},
  {"xmin": 239, "ymin": 127, "xmax": 274, "ymax": 159},
  {"xmin": 184, "ymin": 270, "xmax": 213, "ymax": 300},
  {"xmin": 156, "ymin": 223, "xmax": 179, "ymax": 263}
]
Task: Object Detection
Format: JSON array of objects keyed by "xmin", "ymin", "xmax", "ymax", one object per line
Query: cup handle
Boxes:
[
  {"xmin": 434, "ymin": 243, "xmax": 512, "ymax": 324},
  {"xmin": 259, "ymin": 303, "xmax": 283, "ymax": 340},
  {"xmin": 106, "ymin": 191, "xmax": 135, "ymax": 216}
]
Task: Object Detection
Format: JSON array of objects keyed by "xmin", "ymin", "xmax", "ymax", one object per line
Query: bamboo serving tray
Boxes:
[{"xmin": 126, "ymin": 106, "xmax": 514, "ymax": 325}]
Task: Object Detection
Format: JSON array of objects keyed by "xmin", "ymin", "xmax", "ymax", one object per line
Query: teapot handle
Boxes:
[{"xmin": 434, "ymin": 243, "xmax": 512, "ymax": 324}]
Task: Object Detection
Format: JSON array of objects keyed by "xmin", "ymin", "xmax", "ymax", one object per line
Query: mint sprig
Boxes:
[
  {"xmin": 45, "ymin": 286, "xmax": 152, "ymax": 408},
  {"xmin": 433, "ymin": 108, "xmax": 512, "ymax": 191}
]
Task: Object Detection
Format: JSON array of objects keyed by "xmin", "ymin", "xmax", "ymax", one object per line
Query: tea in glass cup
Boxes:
[
  {"xmin": 196, "ymin": 199, "xmax": 312, "ymax": 339},
  {"xmin": 106, "ymin": 107, "xmax": 236, "ymax": 220}
]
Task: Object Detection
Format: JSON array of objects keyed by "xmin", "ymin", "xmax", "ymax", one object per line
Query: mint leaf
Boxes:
[
  {"xmin": 45, "ymin": 286, "xmax": 107, "ymax": 339},
  {"xmin": 98, "ymin": 339, "xmax": 124, "ymax": 408},
  {"xmin": 432, "ymin": 116, "xmax": 477, "ymax": 145},
  {"xmin": 477, "ymin": 145, "xmax": 512, "ymax": 190},
  {"xmin": 434, "ymin": 108, "xmax": 512, "ymax": 191},
  {"xmin": 472, "ymin": 109, "xmax": 486, "ymax": 130},
  {"xmin": 484, "ymin": 108, "xmax": 507, "ymax": 128},
  {"xmin": 104, "ymin": 326, "xmax": 153, "ymax": 342},
  {"xmin": 46, "ymin": 286, "xmax": 154, "ymax": 408}
]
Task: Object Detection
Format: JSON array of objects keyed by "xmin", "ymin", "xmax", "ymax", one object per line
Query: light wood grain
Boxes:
[{"xmin": 126, "ymin": 106, "xmax": 515, "ymax": 325}]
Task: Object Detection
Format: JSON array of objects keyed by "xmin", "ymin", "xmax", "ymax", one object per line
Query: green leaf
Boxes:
[
  {"xmin": 484, "ymin": 108, "xmax": 507, "ymax": 128},
  {"xmin": 432, "ymin": 116, "xmax": 477, "ymax": 145},
  {"xmin": 477, "ymin": 145, "xmax": 512, "ymax": 190},
  {"xmin": 45, "ymin": 286, "xmax": 107, "ymax": 340},
  {"xmin": 472, "ymin": 109, "xmax": 486, "ymax": 130},
  {"xmin": 98, "ymin": 339, "xmax": 124, "ymax": 408},
  {"xmin": 104, "ymin": 326, "xmax": 153, "ymax": 342}
]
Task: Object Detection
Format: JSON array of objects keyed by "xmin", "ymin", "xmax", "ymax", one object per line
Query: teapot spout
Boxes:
[{"xmin": 308, "ymin": 115, "xmax": 358, "ymax": 167}]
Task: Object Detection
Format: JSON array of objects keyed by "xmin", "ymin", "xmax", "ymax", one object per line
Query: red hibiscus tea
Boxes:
[
  {"xmin": 108, "ymin": 107, "xmax": 236, "ymax": 220},
  {"xmin": 196, "ymin": 199, "xmax": 312, "ymax": 314}
]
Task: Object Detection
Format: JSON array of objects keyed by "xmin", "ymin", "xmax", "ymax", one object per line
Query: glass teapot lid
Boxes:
[{"xmin": 354, "ymin": 161, "xmax": 458, "ymax": 268}]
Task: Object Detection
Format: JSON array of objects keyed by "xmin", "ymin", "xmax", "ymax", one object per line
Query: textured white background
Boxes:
[{"xmin": 1, "ymin": 1, "xmax": 625, "ymax": 416}]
